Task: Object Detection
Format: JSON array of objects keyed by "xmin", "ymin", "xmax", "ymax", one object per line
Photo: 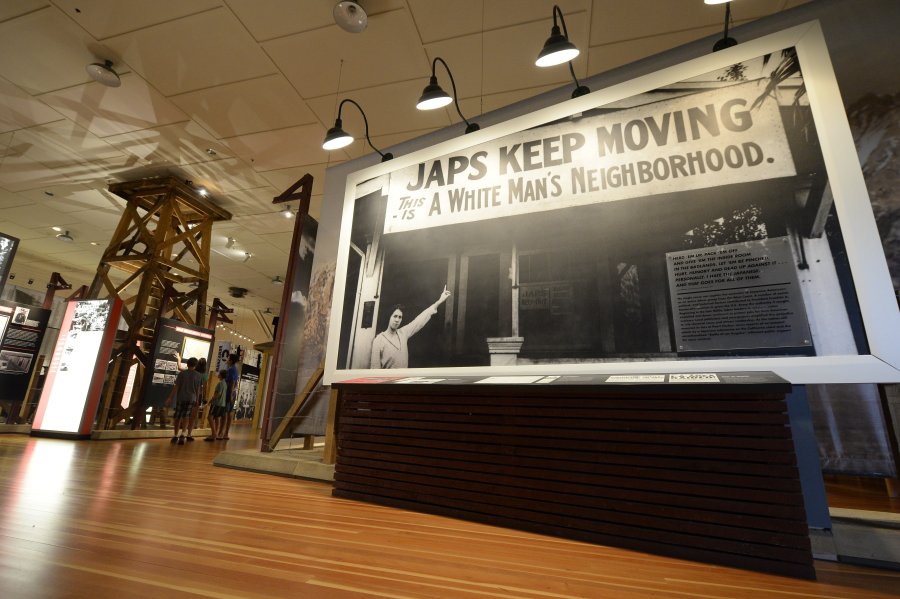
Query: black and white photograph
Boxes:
[
  {"xmin": 0, "ymin": 232, "xmax": 18, "ymax": 290},
  {"xmin": 333, "ymin": 43, "xmax": 865, "ymax": 374},
  {"xmin": 71, "ymin": 300, "xmax": 112, "ymax": 332},
  {"xmin": 12, "ymin": 306, "xmax": 30, "ymax": 325},
  {"xmin": 0, "ymin": 349, "xmax": 33, "ymax": 373}
]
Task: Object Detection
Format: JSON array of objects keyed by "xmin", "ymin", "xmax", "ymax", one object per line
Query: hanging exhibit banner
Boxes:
[
  {"xmin": 140, "ymin": 318, "xmax": 215, "ymax": 410},
  {"xmin": 324, "ymin": 23, "xmax": 900, "ymax": 384},
  {"xmin": 32, "ymin": 298, "xmax": 122, "ymax": 436},
  {"xmin": 236, "ymin": 363, "xmax": 259, "ymax": 420},
  {"xmin": 0, "ymin": 300, "xmax": 50, "ymax": 402},
  {"xmin": 0, "ymin": 232, "xmax": 18, "ymax": 291}
]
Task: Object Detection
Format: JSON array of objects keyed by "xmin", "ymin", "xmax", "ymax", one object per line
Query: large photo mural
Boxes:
[{"xmin": 326, "ymin": 26, "xmax": 897, "ymax": 382}]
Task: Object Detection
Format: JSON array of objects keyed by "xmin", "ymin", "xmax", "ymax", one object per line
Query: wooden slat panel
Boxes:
[{"xmin": 333, "ymin": 385, "xmax": 815, "ymax": 579}]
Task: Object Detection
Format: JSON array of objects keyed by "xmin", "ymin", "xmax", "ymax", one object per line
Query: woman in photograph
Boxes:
[{"xmin": 370, "ymin": 286, "xmax": 451, "ymax": 369}]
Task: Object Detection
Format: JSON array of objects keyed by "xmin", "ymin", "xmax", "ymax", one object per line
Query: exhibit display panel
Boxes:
[
  {"xmin": 140, "ymin": 318, "xmax": 215, "ymax": 410},
  {"xmin": 0, "ymin": 300, "xmax": 50, "ymax": 403},
  {"xmin": 325, "ymin": 23, "xmax": 900, "ymax": 385},
  {"xmin": 32, "ymin": 299, "xmax": 122, "ymax": 436}
]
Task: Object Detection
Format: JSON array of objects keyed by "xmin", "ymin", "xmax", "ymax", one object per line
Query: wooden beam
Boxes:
[{"xmin": 263, "ymin": 361, "xmax": 324, "ymax": 452}]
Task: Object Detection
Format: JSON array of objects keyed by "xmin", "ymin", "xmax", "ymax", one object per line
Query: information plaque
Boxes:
[{"xmin": 666, "ymin": 237, "xmax": 812, "ymax": 352}]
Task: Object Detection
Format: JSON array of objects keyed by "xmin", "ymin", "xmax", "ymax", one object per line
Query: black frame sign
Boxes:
[
  {"xmin": 0, "ymin": 299, "xmax": 50, "ymax": 402},
  {"xmin": 140, "ymin": 318, "xmax": 215, "ymax": 410},
  {"xmin": 324, "ymin": 23, "xmax": 900, "ymax": 385}
]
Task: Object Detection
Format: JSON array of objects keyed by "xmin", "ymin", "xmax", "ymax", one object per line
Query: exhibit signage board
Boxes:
[
  {"xmin": 0, "ymin": 232, "xmax": 18, "ymax": 291},
  {"xmin": 140, "ymin": 318, "xmax": 215, "ymax": 410},
  {"xmin": 32, "ymin": 298, "xmax": 122, "ymax": 436},
  {"xmin": 0, "ymin": 300, "xmax": 50, "ymax": 402},
  {"xmin": 324, "ymin": 23, "xmax": 900, "ymax": 385}
]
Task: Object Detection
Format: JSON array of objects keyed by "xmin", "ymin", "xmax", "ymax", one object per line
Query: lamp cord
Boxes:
[
  {"xmin": 554, "ymin": 5, "xmax": 588, "ymax": 97},
  {"xmin": 433, "ymin": 57, "xmax": 478, "ymax": 132},
  {"xmin": 337, "ymin": 98, "xmax": 390, "ymax": 161}
]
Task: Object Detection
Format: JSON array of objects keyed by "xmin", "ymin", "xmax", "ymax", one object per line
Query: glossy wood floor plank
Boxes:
[{"xmin": 1, "ymin": 428, "xmax": 898, "ymax": 598}]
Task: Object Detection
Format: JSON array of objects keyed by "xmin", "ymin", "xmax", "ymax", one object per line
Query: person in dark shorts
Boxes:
[
  {"xmin": 165, "ymin": 357, "xmax": 202, "ymax": 445},
  {"xmin": 205, "ymin": 370, "xmax": 228, "ymax": 441}
]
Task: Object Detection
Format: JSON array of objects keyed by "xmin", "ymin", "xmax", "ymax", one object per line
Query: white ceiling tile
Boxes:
[
  {"xmin": 54, "ymin": 0, "xmax": 223, "ymax": 39},
  {"xmin": 586, "ymin": 25, "xmax": 722, "ymax": 76},
  {"xmin": 0, "ymin": 203, "xmax": 79, "ymax": 229},
  {"xmin": 221, "ymin": 123, "xmax": 337, "ymax": 172},
  {"xmin": 215, "ymin": 186, "xmax": 280, "ymax": 218},
  {"xmin": 38, "ymin": 73, "xmax": 189, "ymax": 138},
  {"xmin": 0, "ymin": 1, "xmax": 49, "ymax": 22},
  {"xmin": 589, "ymin": 0, "xmax": 791, "ymax": 46},
  {"xmin": 409, "ymin": 0, "xmax": 588, "ymax": 44},
  {"xmin": 343, "ymin": 128, "xmax": 437, "ymax": 161},
  {"xmin": 231, "ymin": 212, "xmax": 295, "ymax": 236},
  {"xmin": 0, "ymin": 77, "xmax": 64, "ymax": 134},
  {"xmin": 169, "ymin": 74, "xmax": 317, "ymax": 139},
  {"xmin": 0, "ymin": 188, "xmax": 33, "ymax": 210},
  {"xmin": 0, "ymin": 152, "xmax": 75, "ymax": 192},
  {"xmin": 259, "ymin": 164, "xmax": 328, "ymax": 197},
  {"xmin": 180, "ymin": 157, "xmax": 271, "ymax": 194},
  {"xmin": 104, "ymin": 121, "xmax": 232, "ymax": 167},
  {"xmin": 17, "ymin": 183, "xmax": 121, "ymax": 213},
  {"xmin": 225, "ymin": 0, "xmax": 333, "ymax": 41},
  {"xmin": 105, "ymin": 7, "xmax": 276, "ymax": 96},
  {"xmin": 0, "ymin": 221, "xmax": 45, "ymax": 241},
  {"xmin": 457, "ymin": 84, "xmax": 561, "ymax": 122},
  {"xmin": 263, "ymin": 9, "xmax": 429, "ymax": 99},
  {"xmin": 0, "ymin": 7, "xmax": 110, "ymax": 94}
]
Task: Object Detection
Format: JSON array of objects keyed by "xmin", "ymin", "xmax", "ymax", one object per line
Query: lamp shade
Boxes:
[
  {"xmin": 322, "ymin": 119, "xmax": 354, "ymax": 150},
  {"xmin": 536, "ymin": 26, "xmax": 579, "ymax": 67},
  {"xmin": 417, "ymin": 77, "xmax": 452, "ymax": 110}
]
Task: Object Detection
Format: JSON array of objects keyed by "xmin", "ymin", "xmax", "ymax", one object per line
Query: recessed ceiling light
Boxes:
[
  {"xmin": 90, "ymin": 242, "xmax": 98, "ymax": 246},
  {"xmin": 51, "ymin": 226, "xmax": 62, "ymax": 232},
  {"xmin": 205, "ymin": 148, "xmax": 217, "ymax": 156},
  {"xmin": 44, "ymin": 191, "xmax": 55, "ymax": 197}
]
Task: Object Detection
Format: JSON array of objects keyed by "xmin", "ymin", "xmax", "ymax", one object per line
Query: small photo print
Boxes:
[
  {"xmin": 72, "ymin": 300, "xmax": 111, "ymax": 332},
  {"xmin": 152, "ymin": 373, "xmax": 166, "ymax": 385},
  {"xmin": 154, "ymin": 358, "xmax": 167, "ymax": 370},
  {"xmin": 0, "ymin": 349, "xmax": 33, "ymax": 373},
  {"xmin": 12, "ymin": 307, "xmax": 30, "ymax": 325},
  {"xmin": 163, "ymin": 374, "xmax": 177, "ymax": 385}
]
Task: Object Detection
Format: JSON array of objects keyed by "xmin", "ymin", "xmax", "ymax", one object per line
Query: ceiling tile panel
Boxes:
[
  {"xmin": 0, "ymin": 152, "xmax": 75, "ymax": 192},
  {"xmin": 0, "ymin": 204, "xmax": 79, "ymax": 229},
  {"xmin": 409, "ymin": 0, "xmax": 588, "ymax": 44},
  {"xmin": 221, "ymin": 123, "xmax": 336, "ymax": 172},
  {"xmin": 260, "ymin": 163, "xmax": 328, "ymax": 197},
  {"xmin": 104, "ymin": 121, "xmax": 232, "ymax": 167},
  {"xmin": 18, "ymin": 183, "xmax": 121, "ymax": 213},
  {"xmin": 105, "ymin": 8, "xmax": 276, "ymax": 96},
  {"xmin": 54, "ymin": 0, "xmax": 223, "ymax": 39},
  {"xmin": 263, "ymin": 9, "xmax": 428, "ymax": 99},
  {"xmin": 0, "ymin": 7, "xmax": 113, "ymax": 94},
  {"xmin": 589, "ymin": 0, "xmax": 793, "ymax": 46},
  {"xmin": 214, "ymin": 186, "xmax": 280, "ymax": 218},
  {"xmin": 0, "ymin": 221, "xmax": 45, "ymax": 241},
  {"xmin": 170, "ymin": 74, "xmax": 317, "ymax": 139},
  {"xmin": 0, "ymin": 1, "xmax": 49, "ymax": 22},
  {"xmin": 225, "ymin": 0, "xmax": 333, "ymax": 41},
  {"xmin": 180, "ymin": 157, "xmax": 271, "ymax": 193},
  {"xmin": 38, "ymin": 73, "xmax": 189, "ymax": 138},
  {"xmin": 587, "ymin": 25, "xmax": 722, "ymax": 77},
  {"xmin": 0, "ymin": 77, "xmax": 64, "ymax": 134},
  {"xmin": 0, "ymin": 189, "xmax": 33, "ymax": 210}
]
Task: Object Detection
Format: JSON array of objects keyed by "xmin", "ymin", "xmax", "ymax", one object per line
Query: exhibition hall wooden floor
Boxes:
[{"xmin": 1, "ymin": 428, "xmax": 898, "ymax": 599}]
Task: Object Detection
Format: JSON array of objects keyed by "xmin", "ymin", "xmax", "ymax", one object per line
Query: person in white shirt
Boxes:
[{"xmin": 370, "ymin": 286, "xmax": 451, "ymax": 369}]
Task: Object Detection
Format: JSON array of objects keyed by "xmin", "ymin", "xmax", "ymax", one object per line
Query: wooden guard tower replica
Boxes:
[{"xmin": 88, "ymin": 177, "xmax": 232, "ymax": 428}]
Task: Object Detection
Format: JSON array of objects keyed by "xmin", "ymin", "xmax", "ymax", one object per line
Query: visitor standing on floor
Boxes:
[
  {"xmin": 165, "ymin": 357, "xmax": 202, "ymax": 445},
  {"xmin": 204, "ymin": 369, "xmax": 228, "ymax": 442},
  {"xmin": 221, "ymin": 354, "xmax": 240, "ymax": 440}
]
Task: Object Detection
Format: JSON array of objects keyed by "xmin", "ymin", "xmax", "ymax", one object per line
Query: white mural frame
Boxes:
[{"xmin": 324, "ymin": 22, "xmax": 900, "ymax": 385}]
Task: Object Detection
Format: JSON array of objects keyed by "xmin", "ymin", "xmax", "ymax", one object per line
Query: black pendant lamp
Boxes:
[
  {"xmin": 535, "ymin": 5, "xmax": 589, "ymax": 99},
  {"xmin": 416, "ymin": 57, "xmax": 479, "ymax": 134},
  {"xmin": 322, "ymin": 98, "xmax": 393, "ymax": 162}
]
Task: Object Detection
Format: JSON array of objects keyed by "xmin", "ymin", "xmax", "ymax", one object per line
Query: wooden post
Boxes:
[
  {"xmin": 322, "ymin": 388, "xmax": 341, "ymax": 465},
  {"xmin": 17, "ymin": 355, "xmax": 45, "ymax": 424}
]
